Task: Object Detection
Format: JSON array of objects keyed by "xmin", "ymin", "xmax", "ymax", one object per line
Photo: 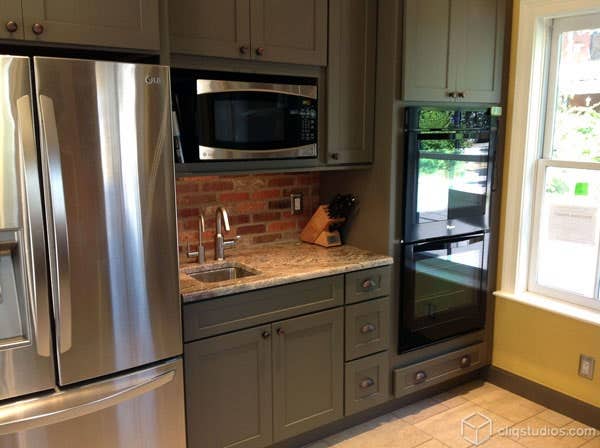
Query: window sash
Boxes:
[{"xmin": 528, "ymin": 159, "xmax": 600, "ymax": 309}]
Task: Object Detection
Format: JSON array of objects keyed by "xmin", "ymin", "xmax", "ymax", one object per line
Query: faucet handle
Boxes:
[
  {"xmin": 223, "ymin": 235, "xmax": 241, "ymax": 249},
  {"xmin": 186, "ymin": 242, "xmax": 199, "ymax": 259}
]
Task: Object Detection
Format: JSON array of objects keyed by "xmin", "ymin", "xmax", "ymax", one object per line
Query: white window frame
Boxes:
[
  {"xmin": 496, "ymin": 0, "xmax": 600, "ymax": 325},
  {"xmin": 527, "ymin": 13, "xmax": 600, "ymax": 310}
]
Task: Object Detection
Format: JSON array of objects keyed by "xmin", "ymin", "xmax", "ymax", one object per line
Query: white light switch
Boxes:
[{"xmin": 579, "ymin": 355, "xmax": 595, "ymax": 380}]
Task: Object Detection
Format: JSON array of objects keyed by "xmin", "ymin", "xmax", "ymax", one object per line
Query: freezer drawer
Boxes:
[{"xmin": 0, "ymin": 358, "xmax": 186, "ymax": 448}]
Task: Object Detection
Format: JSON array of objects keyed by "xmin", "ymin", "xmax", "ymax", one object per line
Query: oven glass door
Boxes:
[
  {"xmin": 197, "ymin": 91, "xmax": 317, "ymax": 158},
  {"xmin": 416, "ymin": 132, "xmax": 490, "ymax": 224},
  {"xmin": 400, "ymin": 233, "xmax": 487, "ymax": 352}
]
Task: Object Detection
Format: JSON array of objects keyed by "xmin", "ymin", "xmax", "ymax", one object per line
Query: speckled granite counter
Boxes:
[{"xmin": 180, "ymin": 242, "xmax": 393, "ymax": 303}]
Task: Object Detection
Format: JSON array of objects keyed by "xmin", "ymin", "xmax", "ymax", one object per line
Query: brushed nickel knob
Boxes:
[
  {"xmin": 460, "ymin": 355, "xmax": 471, "ymax": 368},
  {"xmin": 239, "ymin": 45, "xmax": 249, "ymax": 55},
  {"xmin": 360, "ymin": 323, "xmax": 376, "ymax": 334},
  {"xmin": 276, "ymin": 328, "xmax": 285, "ymax": 336},
  {"xmin": 32, "ymin": 23, "xmax": 44, "ymax": 35},
  {"xmin": 262, "ymin": 331, "xmax": 271, "ymax": 339},
  {"xmin": 255, "ymin": 47, "xmax": 265, "ymax": 56},
  {"xmin": 330, "ymin": 152, "xmax": 339, "ymax": 160},
  {"xmin": 414, "ymin": 370, "xmax": 427, "ymax": 384},
  {"xmin": 362, "ymin": 279, "xmax": 376, "ymax": 290},
  {"xmin": 5, "ymin": 21, "xmax": 18, "ymax": 33},
  {"xmin": 359, "ymin": 377, "xmax": 375, "ymax": 389}
]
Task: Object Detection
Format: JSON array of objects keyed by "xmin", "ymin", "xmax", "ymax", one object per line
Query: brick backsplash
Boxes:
[{"xmin": 176, "ymin": 172, "xmax": 321, "ymax": 263}]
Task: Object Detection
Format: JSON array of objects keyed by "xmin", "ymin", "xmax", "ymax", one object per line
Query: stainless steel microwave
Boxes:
[{"xmin": 177, "ymin": 76, "xmax": 318, "ymax": 161}]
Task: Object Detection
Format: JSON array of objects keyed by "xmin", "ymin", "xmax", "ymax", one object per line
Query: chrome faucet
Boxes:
[
  {"xmin": 215, "ymin": 207, "xmax": 240, "ymax": 261},
  {"xmin": 186, "ymin": 211, "xmax": 206, "ymax": 263}
]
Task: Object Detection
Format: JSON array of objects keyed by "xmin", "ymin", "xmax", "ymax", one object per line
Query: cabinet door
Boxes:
[
  {"xmin": 250, "ymin": 0, "xmax": 328, "ymax": 66},
  {"xmin": 169, "ymin": 0, "xmax": 251, "ymax": 59},
  {"xmin": 403, "ymin": 0, "xmax": 455, "ymax": 102},
  {"xmin": 184, "ymin": 325, "xmax": 273, "ymax": 448},
  {"xmin": 21, "ymin": 0, "xmax": 159, "ymax": 50},
  {"xmin": 272, "ymin": 308, "xmax": 343, "ymax": 442},
  {"xmin": 452, "ymin": 0, "xmax": 506, "ymax": 103},
  {"xmin": 0, "ymin": 0, "xmax": 24, "ymax": 40},
  {"xmin": 326, "ymin": 0, "xmax": 377, "ymax": 165}
]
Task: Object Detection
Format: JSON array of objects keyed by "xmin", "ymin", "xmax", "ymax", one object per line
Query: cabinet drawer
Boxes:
[
  {"xmin": 183, "ymin": 275, "xmax": 344, "ymax": 342},
  {"xmin": 345, "ymin": 266, "xmax": 391, "ymax": 304},
  {"xmin": 393, "ymin": 343, "xmax": 485, "ymax": 398},
  {"xmin": 345, "ymin": 297, "xmax": 390, "ymax": 361},
  {"xmin": 345, "ymin": 352, "xmax": 390, "ymax": 416}
]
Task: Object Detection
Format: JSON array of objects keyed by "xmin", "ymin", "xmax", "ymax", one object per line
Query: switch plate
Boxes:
[
  {"xmin": 579, "ymin": 355, "xmax": 595, "ymax": 380},
  {"xmin": 290, "ymin": 193, "xmax": 303, "ymax": 215}
]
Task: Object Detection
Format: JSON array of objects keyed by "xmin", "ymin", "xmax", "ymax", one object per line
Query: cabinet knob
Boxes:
[
  {"xmin": 276, "ymin": 327, "xmax": 285, "ymax": 336},
  {"xmin": 360, "ymin": 323, "xmax": 376, "ymax": 334},
  {"xmin": 262, "ymin": 331, "xmax": 271, "ymax": 339},
  {"xmin": 32, "ymin": 23, "xmax": 44, "ymax": 35},
  {"xmin": 447, "ymin": 92, "xmax": 457, "ymax": 99},
  {"xmin": 459, "ymin": 355, "xmax": 472, "ymax": 368},
  {"xmin": 5, "ymin": 21, "xmax": 18, "ymax": 33},
  {"xmin": 414, "ymin": 370, "xmax": 427, "ymax": 384},
  {"xmin": 361, "ymin": 279, "xmax": 376, "ymax": 290},
  {"xmin": 457, "ymin": 92, "xmax": 465, "ymax": 99},
  {"xmin": 239, "ymin": 45, "xmax": 249, "ymax": 55},
  {"xmin": 329, "ymin": 152, "xmax": 339, "ymax": 160},
  {"xmin": 255, "ymin": 47, "xmax": 265, "ymax": 56},
  {"xmin": 359, "ymin": 377, "xmax": 375, "ymax": 389}
]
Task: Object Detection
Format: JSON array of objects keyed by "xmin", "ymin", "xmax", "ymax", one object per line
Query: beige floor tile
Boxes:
[
  {"xmin": 478, "ymin": 435, "xmax": 527, "ymax": 448},
  {"xmin": 580, "ymin": 438, "xmax": 600, "ymax": 448},
  {"xmin": 327, "ymin": 422, "xmax": 431, "ymax": 448},
  {"xmin": 414, "ymin": 402, "xmax": 512, "ymax": 448},
  {"xmin": 558, "ymin": 421, "xmax": 598, "ymax": 448},
  {"xmin": 393, "ymin": 397, "xmax": 450, "ymax": 424},
  {"xmin": 415, "ymin": 439, "xmax": 450, "ymax": 448},
  {"xmin": 325, "ymin": 413, "xmax": 408, "ymax": 447},
  {"xmin": 507, "ymin": 415, "xmax": 568, "ymax": 448},
  {"xmin": 479, "ymin": 393, "xmax": 546, "ymax": 424},
  {"xmin": 431, "ymin": 389, "xmax": 469, "ymax": 409},
  {"xmin": 537, "ymin": 409, "xmax": 573, "ymax": 427}
]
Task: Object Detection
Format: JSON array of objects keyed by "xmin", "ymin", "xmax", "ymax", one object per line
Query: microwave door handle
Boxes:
[
  {"xmin": 39, "ymin": 95, "xmax": 72, "ymax": 354},
  {"xmin": 16, "ymin": 95, "xmax": 52, "ymax": 357}
]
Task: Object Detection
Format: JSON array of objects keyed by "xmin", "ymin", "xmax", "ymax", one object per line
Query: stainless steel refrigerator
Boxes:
[{"xmin": 0, "ymin": 55, "xmax": 185, "ymax": 447}]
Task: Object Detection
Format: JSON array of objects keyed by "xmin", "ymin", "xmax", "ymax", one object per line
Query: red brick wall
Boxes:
[{"xmin": 176, "ymin": 172, "xmax": 321, "ymax": 263}]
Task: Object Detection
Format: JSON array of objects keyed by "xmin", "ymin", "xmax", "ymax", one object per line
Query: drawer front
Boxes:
[
  {"xmin": 183, "ymin": 275, "xmax": 344, "ymax": 342},
  {"xmin": 393, "ymin": 343, "xmax": 485, "ymax": 398},
  {"xmin": 345, "ymin": 266, "xmax": 392, "ymax": 304},
  {"xmin": 345, "ymin": 297, "xmax": 390, "ymax": 361},
  {"xmin": 345, "ymin": 352, "xmax": 390, "ymax": 416}
]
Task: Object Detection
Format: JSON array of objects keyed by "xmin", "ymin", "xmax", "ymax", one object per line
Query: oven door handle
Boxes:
[{"xmin": 412, "ymin": 234, "xmax": 485, "ymax": 254}]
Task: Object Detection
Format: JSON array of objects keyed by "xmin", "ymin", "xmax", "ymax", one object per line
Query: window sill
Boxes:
[{"xmin": 493, "ymin": 290, "xmax": 600, "ymax": 328}]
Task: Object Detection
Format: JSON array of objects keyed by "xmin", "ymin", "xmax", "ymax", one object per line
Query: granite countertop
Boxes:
[{"xmin": 180, "ymin": 241, "xmax": 394, "ymax": 303}]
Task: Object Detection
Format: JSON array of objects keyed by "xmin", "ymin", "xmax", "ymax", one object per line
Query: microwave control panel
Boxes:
[{"xmin": 299, "ymin": 101, "xmax": 317, "ymax": 143}]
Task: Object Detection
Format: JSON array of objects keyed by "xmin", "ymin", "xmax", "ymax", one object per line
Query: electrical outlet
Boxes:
[
  {"xmin": 290, "ymin": 193, "xmax": 303, "ymax": 215},
  {"xmin": 579, "ymin": 355, "xmax": 595, "ymax": 380}
]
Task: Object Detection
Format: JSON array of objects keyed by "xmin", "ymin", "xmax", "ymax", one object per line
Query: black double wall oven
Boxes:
[{"xmin": 400, "ymin": 107, "xmax": 497, "ymax": 353}]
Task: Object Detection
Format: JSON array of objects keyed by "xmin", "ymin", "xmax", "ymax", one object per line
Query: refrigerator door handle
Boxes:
[
  {"xmin": 16, "ymin": 95, "xmax": 52, "ymax": 357},
  {"xmin": 0, "ymin": 364, "xmax": 176, "ymax": 436},
  {"xmin": 38, "ymin": 95, "xmax": 72, "ymax": 354}
]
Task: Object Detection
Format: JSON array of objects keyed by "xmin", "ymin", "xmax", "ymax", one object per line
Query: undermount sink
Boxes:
[{"xmin": 188, "ymin": 264, "xmax": 259, "ymax": 283}]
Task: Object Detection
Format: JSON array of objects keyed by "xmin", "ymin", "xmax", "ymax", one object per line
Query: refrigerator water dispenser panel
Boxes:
[{"xmin": 0, "ymin": 236, "xmax": 27, "ymax": 344}]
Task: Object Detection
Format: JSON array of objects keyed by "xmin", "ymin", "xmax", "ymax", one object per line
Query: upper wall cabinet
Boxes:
[
  {"xmin": 169, "ymin": 0, "xmax": 328, "ymax": 66},
  {"xmin": 326, "ymin": 0, "xmax": 377, "ymax": 165},
  {"xmin": 402, "ymin": 0, "xmax": 506, "ymax": 103},
  {"xmin": 5, "ymin": 0, "xmax": 161, "ymax": 50}
]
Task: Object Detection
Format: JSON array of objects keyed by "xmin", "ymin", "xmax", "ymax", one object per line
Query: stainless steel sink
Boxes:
[{"xmin": 188, "ymin": 264, "xmax": 258, "ymax": 283}]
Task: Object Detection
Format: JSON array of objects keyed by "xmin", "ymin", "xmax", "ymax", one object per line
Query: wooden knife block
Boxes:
[{"xmin": 300, "ymin": 205, "xmax": 346, "ymax": 247}]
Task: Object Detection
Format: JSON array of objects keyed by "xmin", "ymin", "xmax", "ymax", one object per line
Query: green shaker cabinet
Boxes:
[
  {"xmin": 272, "ymin": 308, "xmax": 344, "ymax": 442},
  {"xmin": 169, "ymin": 0, "xmax": 328, "ymax": 66},
  {"xmin": 403, "ymin": 0, "xmax": 505, "ymax": 103},
  {"xmin": 326, "ymin": 0, "xmax": 377, "ymax": 164},
  {"xmin": 169, "ymin": 0, "xmax": 251, "ymax": 60},
  {"xmin": 17, "ymin": 0, "xmax": 159, "ymax": 50},
  {"xmin": 1, "ymin": 0, "xmax": 25, "ymax": 40},
  {"xmin": 184, "ymin": 325, "xmax": 273, "ymax": 448}
]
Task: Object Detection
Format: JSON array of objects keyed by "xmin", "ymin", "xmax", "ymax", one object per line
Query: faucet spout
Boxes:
[{"xmin": 215, "ymin": 207, "xmax": 239, "ymax": 261}]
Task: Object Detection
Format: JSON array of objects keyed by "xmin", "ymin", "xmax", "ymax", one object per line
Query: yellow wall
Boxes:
[
  {"xmin": 493, "ymin": 298, "xmax": 600, "ymax": 407},
  {"xmin": 494, "ymin": 1, "xmax": 600, "ymax": 409}
]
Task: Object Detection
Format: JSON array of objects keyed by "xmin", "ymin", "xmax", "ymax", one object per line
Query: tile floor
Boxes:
[{"xmin": 303, "ymin": 381, "xmax": 600, "ymax": 448}]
